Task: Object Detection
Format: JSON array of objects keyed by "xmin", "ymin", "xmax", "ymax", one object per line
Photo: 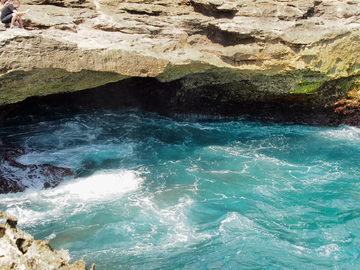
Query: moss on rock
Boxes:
[{"xmin": 0, "ymin": 69, "xmax": 127, "ymax": 106}]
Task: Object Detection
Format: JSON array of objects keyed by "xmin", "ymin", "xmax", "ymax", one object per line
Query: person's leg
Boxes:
[
  {"xmin": 16, "ymin": 15, "xmax": 23, "ymax": 28},
  {"xmin": 1, "ymin": 13, "xmax": 13, "ymax": 25},
  {"xmin": 10, "ymin": 13, "xmax": 17, "ymax": 28}
]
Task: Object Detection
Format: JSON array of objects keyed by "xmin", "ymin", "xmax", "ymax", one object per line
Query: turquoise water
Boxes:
[{"xmin": 1, "ymin": 107, "xmax": 360, "ymax": 269}]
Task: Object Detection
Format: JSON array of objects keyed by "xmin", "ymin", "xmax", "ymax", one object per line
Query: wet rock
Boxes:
[
  {"xmin": 0, "ymin": 137, "xmax": 74, "ymax": 194},
  {"xmin": 0, "ymin": 210, "xmax": 95, "ymax": 269}
]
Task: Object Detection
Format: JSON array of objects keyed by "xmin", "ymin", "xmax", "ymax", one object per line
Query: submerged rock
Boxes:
[
  {"xmin": 0, "ymin": 137, "xmax": 74, "ymax": 194},
  {"xmin": 0, "ymin": 210, "xmax": 95, "ymax": 269}
]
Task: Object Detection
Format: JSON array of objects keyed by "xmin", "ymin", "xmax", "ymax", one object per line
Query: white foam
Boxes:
[
  {"xmin": 45, "ymin": 233, "xmax": 57, "ymax": 240},
  {"xmin": 0, "ymin": 169, "xmax": 144, "ymax": 225},
  {"xmin": 53, "ymin": 169, "xmax": 143, "ymax": 201},
  {"xmin": 127, "ymin": 194, "xmax": 217, "ymax": 250},
  {"xmin": 316, "ymin": 244, "xmax": 340, "ymax": 257},
  {"xmin": 318, "ymin": 126, "xmax": 360, "ymax": 142},
  {"xmin": 219, "ymin": 212, "xmax": 255, "ymax": 233},
  {"xmin": 17, "ymin": 143, "xmax": 134, "ymax": 168}
]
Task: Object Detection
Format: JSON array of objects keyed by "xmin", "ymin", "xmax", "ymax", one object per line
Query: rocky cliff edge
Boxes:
[
  {"xmin": 0, "ymin": 210, "xmax": 95, "ymax": 269},
  {"xmin": 1, "ymin": 0, "xmax": 360, "ymax": 123}
]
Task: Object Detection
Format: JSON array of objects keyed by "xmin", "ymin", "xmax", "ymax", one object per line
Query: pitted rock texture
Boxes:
[
  {"xmin": 0, "ymin": 0, "xmax": 360, "ymax": 123},
  {"xmin": 0, "ymin": 210, "xmax": 95, "ymax": 269}
]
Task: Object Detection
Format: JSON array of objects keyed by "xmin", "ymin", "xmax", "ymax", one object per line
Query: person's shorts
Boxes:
[{"xmin": 1, "ymin": 14, "xmax": 13, "ymax": 24}]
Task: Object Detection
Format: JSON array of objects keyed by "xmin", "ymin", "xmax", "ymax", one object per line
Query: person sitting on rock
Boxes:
[{"xmin": 1, "ymin": 0, "xmax": 29, "ymax": 29}]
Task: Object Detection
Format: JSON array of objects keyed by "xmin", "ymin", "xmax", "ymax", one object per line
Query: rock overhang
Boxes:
[{"xmin": 1, "ymin": 0, "xmax": 360, "ymax": 121}]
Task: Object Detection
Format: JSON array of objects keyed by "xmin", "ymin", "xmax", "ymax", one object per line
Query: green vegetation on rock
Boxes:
[{"xmin": 0, "ymin": 69, "xmax": 127, "ymax": 106}]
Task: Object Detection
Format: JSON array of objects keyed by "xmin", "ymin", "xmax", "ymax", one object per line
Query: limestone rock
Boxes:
[
  {"xmin": 0, "ymin": 0, "xmax": 360, "ymax": 122},
  {"xmin": 0, "ymin": 210, "xmax": 95, "ymax": 269}
]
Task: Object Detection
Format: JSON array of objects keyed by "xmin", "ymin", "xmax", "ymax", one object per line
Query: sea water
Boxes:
[{"xmin": 1, "ymin": 107, "xmax": 360, "ymax": 269}]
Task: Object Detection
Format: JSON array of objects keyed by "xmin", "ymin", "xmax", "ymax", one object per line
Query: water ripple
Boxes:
[{"xmin": 0, "ymin": 108, "xmax": 360, "ymax": 269}]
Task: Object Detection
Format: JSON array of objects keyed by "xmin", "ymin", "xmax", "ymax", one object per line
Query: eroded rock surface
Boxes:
[
  {"xmin": 0, "ymin": 210, "xmax": 95, "ymax": 269},
  {"xmin": 0, "ymin": 137, "xmax": 74, "ymax": 194},
  {"xmin": 0, "ymin": 0, "xmax": 360, "ymax": 123}
]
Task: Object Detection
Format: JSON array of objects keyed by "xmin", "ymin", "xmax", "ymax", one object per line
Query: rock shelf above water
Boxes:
[{"xmin": 1, "ymin": 0, "xmax": 360, "ymax": 124}]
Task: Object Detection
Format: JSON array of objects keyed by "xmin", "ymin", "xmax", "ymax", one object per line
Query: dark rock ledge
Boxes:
[
  {"xmin": 0, "ymin": 210, "xmax": 95, "ymax": 269},
  {"xmin": 2, "ymin": 76, "xmax": 360, "ymax": 127},
  {"xmin": 0, "ymin": 137, "xmax": 74, "ymax": 194}
]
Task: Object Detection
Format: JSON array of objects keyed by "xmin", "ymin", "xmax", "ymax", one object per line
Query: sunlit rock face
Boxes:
[
  {"xmin": 1, "ymin": 0, "xmax": 360, "ymax": 121},
  {"xmin": 0, "ymin": 210, "xmax": 94, "ymax": 269}
]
